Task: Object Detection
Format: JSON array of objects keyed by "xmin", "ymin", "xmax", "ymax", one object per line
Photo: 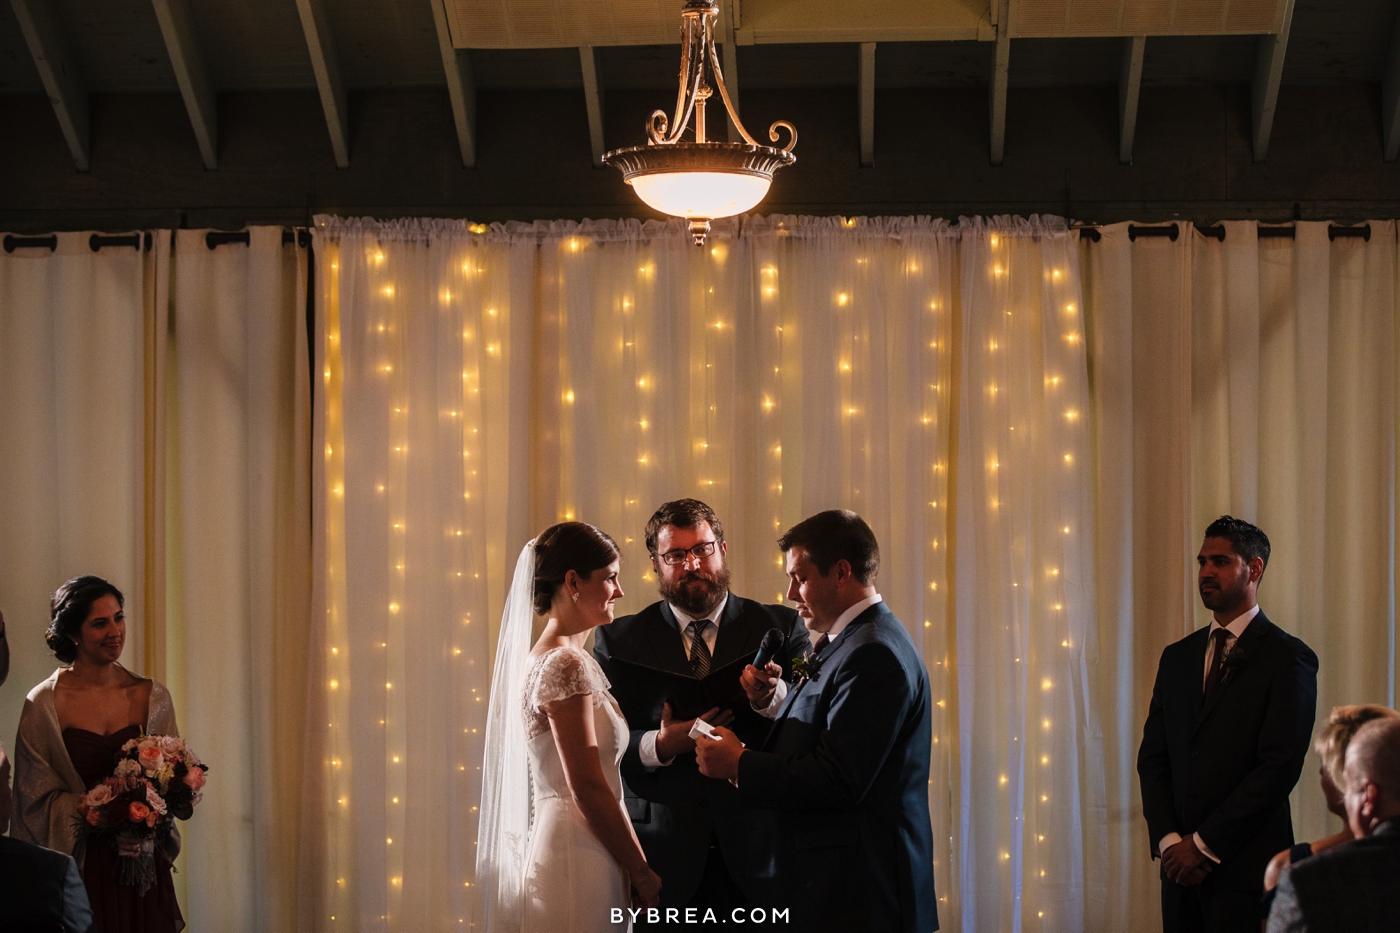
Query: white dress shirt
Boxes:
[
  {"xmin": 641, "ymin": 594, "xmax": 794, "ymax": 768},
  {"xmin": 1158, "ymin": 603, "xmax": 1261, "ymax": 865}
]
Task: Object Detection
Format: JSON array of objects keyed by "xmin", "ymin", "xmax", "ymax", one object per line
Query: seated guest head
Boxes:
[
  {"xmin": 1198, "ymin": 515, "xmax": 1269, "ymax": 615},
  {"xmin": 45, "ymin": 575, "xmax": 125, "ymax": 667},
  {"xmin": 532, "ymin": 522, "xmax": 623, "ymax": 625},
  {"xmin": 1342, "ymin": 716, "xmax": 1400, "ymax": 838},
  {"xmin": 645, "ymin": 498, "xmax": 730, "ymax": 616},
  {"xmin": 1315, "ymin": 705, "xmax": 1400, "ymax": 819},
  {"xmin": 777, "ymin": 510, "xmax": 879, "ymax": 632}
]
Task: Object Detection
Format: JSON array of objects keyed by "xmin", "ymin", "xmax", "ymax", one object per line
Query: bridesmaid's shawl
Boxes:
[{"xmin": 12, "ymin": 667, "xmax": 181, "ymax": 863}]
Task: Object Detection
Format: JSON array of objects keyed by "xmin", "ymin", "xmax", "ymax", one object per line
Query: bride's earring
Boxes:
[{"xmin": 571, "ymin": 592, "xmax": 579, "ymax": 604}]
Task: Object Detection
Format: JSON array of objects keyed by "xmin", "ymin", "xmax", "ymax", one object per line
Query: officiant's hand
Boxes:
[
  {"xmin": 1162, "ymin": 836, "xmax": 1214, "ymax": 886},
  {"xmin": 694, "ymin": 726, "xmax": 745, "ymax": 781},
  {"xmin": 655, "ymin": 702, "xmax": 734, "ymax": 760},
  {"xmin": 741, "ymin": 661, "xmax": 782, "ymax": 705}
]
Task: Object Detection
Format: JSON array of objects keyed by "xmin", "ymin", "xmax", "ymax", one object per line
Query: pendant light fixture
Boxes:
[{"xmin": 603, "ymin": 0, "xmax": 797, "ymax": 246}]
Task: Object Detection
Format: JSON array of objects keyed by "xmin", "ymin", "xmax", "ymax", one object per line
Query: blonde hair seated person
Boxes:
[{"xmin": 1261, "ymin": 704, "xmax": 1400, "ymax": 903}]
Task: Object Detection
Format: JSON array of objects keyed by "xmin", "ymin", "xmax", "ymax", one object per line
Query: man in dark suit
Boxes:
[
  {"xmin": 1266, "ymin": 716, "xmax": 1400, "ymax": 933},
  {"xmin": 0, "ymin": 835, "xmax": 95, "ymax": 932},
  {"xmin": 1138, "ymin": 515, "xmax": 1319, "ymax": 933},
  {"xmin": 594, "ymin": 499, "xmax": 810, "ymax": 928},
  {"xmin": 695, "ymin": 509, "xmax": 939, "ymax": 933}
]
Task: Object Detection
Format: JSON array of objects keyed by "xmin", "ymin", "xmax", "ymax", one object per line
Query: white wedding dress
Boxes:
[{"xmin": 519, "ymin": 645, "xmax": 632, "ymax": 933}]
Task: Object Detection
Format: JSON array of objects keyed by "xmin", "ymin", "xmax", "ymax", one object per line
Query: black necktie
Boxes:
[
  {"xmin": 1203, "ymin": 628, "xmax": 1232, "ymax": 697},
  {"xmin": 688, "ymin": 620, "xmax": 713, "ymax": 679}
]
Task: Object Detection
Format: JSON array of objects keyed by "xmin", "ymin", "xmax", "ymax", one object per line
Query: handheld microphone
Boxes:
[{"xmin": 752, "ymin": 628, "xmax": 785, "ymax": 668}]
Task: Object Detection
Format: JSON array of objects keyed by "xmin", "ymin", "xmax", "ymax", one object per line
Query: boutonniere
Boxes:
[
  {"xmin": 1220, "ymin": 642, "xmax": 1251, "ymax": 686},
  {"xmin": 790, "ymin": 651, "xmax": 825, "ymax": 683}
]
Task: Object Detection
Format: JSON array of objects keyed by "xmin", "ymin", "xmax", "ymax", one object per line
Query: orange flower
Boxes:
[
  {"xmin": 128, "ymin": 801, "xmax": 151, "ymax": 823},
  {"xmin": 85, "ymin": 809, "xmax": 102, "ymax": 826}
]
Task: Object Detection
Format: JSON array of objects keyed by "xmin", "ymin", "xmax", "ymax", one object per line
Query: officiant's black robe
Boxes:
[
  {"xmin": 594, "ymin": 593, "xmax": 809, "ymax": 909},
  {"xmin": 735, "ymin": 601, "xmax": 939, "ymax": 933}
]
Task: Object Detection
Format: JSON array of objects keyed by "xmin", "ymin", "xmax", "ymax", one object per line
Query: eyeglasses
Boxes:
[{"xmin": 657, "ymin": 541, "xmax": 719, "ymax": 566}]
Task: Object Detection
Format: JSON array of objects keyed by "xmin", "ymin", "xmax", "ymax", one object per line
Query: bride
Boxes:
[{"xmin": 477, "ymin": 521, "xmax": 662, "ymax": 932}]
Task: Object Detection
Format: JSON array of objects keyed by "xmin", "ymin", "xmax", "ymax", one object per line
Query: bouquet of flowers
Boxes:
[{"xmin": 73, "ymin": 733, "xmax": 209, "ymax": 895}]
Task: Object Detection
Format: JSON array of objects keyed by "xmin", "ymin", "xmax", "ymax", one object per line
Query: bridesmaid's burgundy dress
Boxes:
[{"xmin": 63, "ymin": 723, "xmax": 183, "ymax": 933}]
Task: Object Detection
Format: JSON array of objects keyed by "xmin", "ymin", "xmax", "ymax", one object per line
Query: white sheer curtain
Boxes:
[
  {"xmin": 164, "ymin": 228, "xmax": 314, "ymax": 931},
  {"xmin": 0, "ymin": 231, "xmax": 166, "ymax": 754},
  {"xmin": 313, "ymin": 213, "xmax": 1100, "ymax": 933},
  {"xmin": 1081, "ymin": 220, "xmax": 1400, "ymax": 933}
]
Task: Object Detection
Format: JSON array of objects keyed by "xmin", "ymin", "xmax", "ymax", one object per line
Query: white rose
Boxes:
[{"xmin": 114, "ymin": 759, "xmax": 141, "ymax": 779}]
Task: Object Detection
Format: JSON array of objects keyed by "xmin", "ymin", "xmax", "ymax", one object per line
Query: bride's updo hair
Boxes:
[{"xmin": 532, "ymin": 522, "xmax": 620, "ymax": 615}]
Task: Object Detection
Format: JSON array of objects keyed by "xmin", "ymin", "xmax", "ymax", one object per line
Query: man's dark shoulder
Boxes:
[
  {"xmin": 1287, "ymin": 830, "xmax": 1400, "ymax": 901},
  {"xmin": 1255, "ymin": 617, "xmax": 1317, "ymax": 663},
  {"xmin": 0, "ymin": 834, "xmax": 69, "ymax": 874},
  {"xmin": 0, "ymin": 835, "xmax": 72, "ymax": 908},
  {"xmin": 847, "ymin": 608, "xmax": 924, "ymax": 666},
  {"xmin": 728, "ymin": 594, "xmax": 802, "ymax": 630}
]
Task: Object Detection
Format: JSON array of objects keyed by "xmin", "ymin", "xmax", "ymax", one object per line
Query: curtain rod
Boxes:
[
  {"xmin": 1076, "ymin": 223, "xmax": 1373, "ymax": 242},
  {"xmin": 3, "ymin": 229, "xmax": 311, "ymax": 253}
]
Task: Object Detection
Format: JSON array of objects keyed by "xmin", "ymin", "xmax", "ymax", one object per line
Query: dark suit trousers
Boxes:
[
  {"xmin": 634, "ymin": 833, "xmax": 775, "ymax": 932},
  {"xmin": 1161, "ymin": 874, "xmax": 1262, "ymax": 933}
]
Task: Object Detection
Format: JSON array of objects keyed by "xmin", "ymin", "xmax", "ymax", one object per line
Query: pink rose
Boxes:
[
  {"xmin": 184, "ymin": 767, "xmax": 206, "ymax": 792},
  {"xmin": 138, "ymin": 744, "xmax": 164, "ymax": 772},
  {"xmin": 145, "ymin": 785, "xmax": 167, "ymax": 815},
  {"xmin": 158, "ymin": 736, "xmax": 183, "ymax": 755},
  {"xmin": 85, "ymin": 784, "xmax": 113, "ymax": 808},
  {"xmin": 128, "ymin": 801, "xmax": 150, "ymax": 823}
]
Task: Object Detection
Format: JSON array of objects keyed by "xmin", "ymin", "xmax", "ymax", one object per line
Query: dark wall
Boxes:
[{"xmin": 2, "ymin": 82, "xmax": 1398, "ymax": 233}]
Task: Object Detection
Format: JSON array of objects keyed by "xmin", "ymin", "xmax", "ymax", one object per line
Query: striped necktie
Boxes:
[{"xmin": 688, "ymin": 619, "xmax": 713, "ymax": 679}]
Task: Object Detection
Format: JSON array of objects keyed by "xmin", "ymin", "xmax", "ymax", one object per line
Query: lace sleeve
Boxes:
[{"xmin": 528, "ymin": 647, "xmax": 611, "ymax": 711}]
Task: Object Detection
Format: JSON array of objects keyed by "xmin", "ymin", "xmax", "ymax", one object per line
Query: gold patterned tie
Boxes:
[{"xmin": 688, "ymin": 620, "xmax": 712, "ymax": 679}]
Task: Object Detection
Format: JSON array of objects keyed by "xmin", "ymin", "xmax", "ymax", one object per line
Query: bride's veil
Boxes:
[{"xmin": 475, "ymin": 539, "xmax": 536, "ymax": 932}]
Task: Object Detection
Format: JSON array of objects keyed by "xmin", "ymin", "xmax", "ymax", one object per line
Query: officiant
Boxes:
[{"xmin": 594, "ymin": 499, "xmax": 810, "ymax": 928}]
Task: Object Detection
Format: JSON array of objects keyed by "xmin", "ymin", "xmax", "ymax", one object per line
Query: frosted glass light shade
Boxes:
[{"xmin": 629, "ymin": 171, "xmax": 772, "ymax": 220}]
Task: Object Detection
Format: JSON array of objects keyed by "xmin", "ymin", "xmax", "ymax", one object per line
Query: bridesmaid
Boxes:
[{"xmin": 12, "ymin": 576, "xmax": 184, "ymax": 933}]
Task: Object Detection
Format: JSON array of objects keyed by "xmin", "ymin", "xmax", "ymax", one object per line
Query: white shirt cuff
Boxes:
[
  {"xmin": 1194, "ymin": 832, "xmax": 1220, "ymax": 864},
  {"xmin": 639, "ymin": 730, "xmax": 674, "ymax": 770},
  {"xmin": 753, "ymin": 678, "xmax": 788, "ymax": 719},
  {"xmin": 1158, "ymin": 832, "xmax": 1220, "ymax": 864}
]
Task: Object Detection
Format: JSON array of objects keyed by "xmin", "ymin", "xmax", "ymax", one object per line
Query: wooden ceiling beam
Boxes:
[
  {"xmin": 1118, "ymin": 36, "xmax": 1146, "ymax": 165},
  {"xmin": 1250, "ymin": 0, "xmax": 1295, "ymax": 163},
  {"xmin": 150, "ymin": 0, "xmax": 218, "ymax": 170},
  {"xmin": 859, "ymin": 42, "xmax": 875, "ymax": 167},
  {"xmin": 989, "ymin": 0, "xmax": 1011, "ymax": 165},
  {"xmin": 431, "ymin": 0, "xmax": 477, "ymax": 168},
  {"xmin": 1382, "ymin": 5, "xmax": 1400, "ymax": 161},
  {"xmin": 10, "ymin": 0, "xmax": 89, "ymax": 171},
  {"xmin": 580, "ymin": 46, "xmax": 605, "ymax": 167},
  {"xmin": 294, "ymin": 0, "xmax": 351, "ymax": 168}
]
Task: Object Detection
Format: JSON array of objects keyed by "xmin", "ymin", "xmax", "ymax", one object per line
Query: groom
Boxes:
[
  {"xmin": 695, "ymin": 509, "xmax": 939, "ymax": 933},
  {"xmin": 594, "ymin": 499, "xmax": 810, "ymax": 928}
]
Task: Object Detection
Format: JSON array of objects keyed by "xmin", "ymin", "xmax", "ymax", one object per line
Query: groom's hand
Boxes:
[
  {"xmin": 655, "ymin": 703, "xmax": 735, "ymax": 760},
  {"xmin": 694, "ymin": 726, "xmax": 745, "ymax": 781},
  {"xmin": 741, "ymin": 662, "xmax": 782, "ymax": 705}
]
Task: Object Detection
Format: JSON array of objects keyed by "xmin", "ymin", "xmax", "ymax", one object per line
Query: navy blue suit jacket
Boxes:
[
  {"xmin": 735, "ymin": 601, "xmax": 939, "ymax": 933},
  {"xmin": 594, "ymin": 593, "xmax": 810, "ymax": 907},
  {"xmin": 1137, "ymin": 610, "xmax": 1318, "ymax": 896},
  {"xmin": 0, "ymin": 835, "xmax": 94, "ymax": 932}
]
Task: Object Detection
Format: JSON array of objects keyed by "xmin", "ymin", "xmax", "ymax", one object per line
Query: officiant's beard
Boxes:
[{"xmin": 660, "ymin": 564, "xmax": 732, "ymax": 617}]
